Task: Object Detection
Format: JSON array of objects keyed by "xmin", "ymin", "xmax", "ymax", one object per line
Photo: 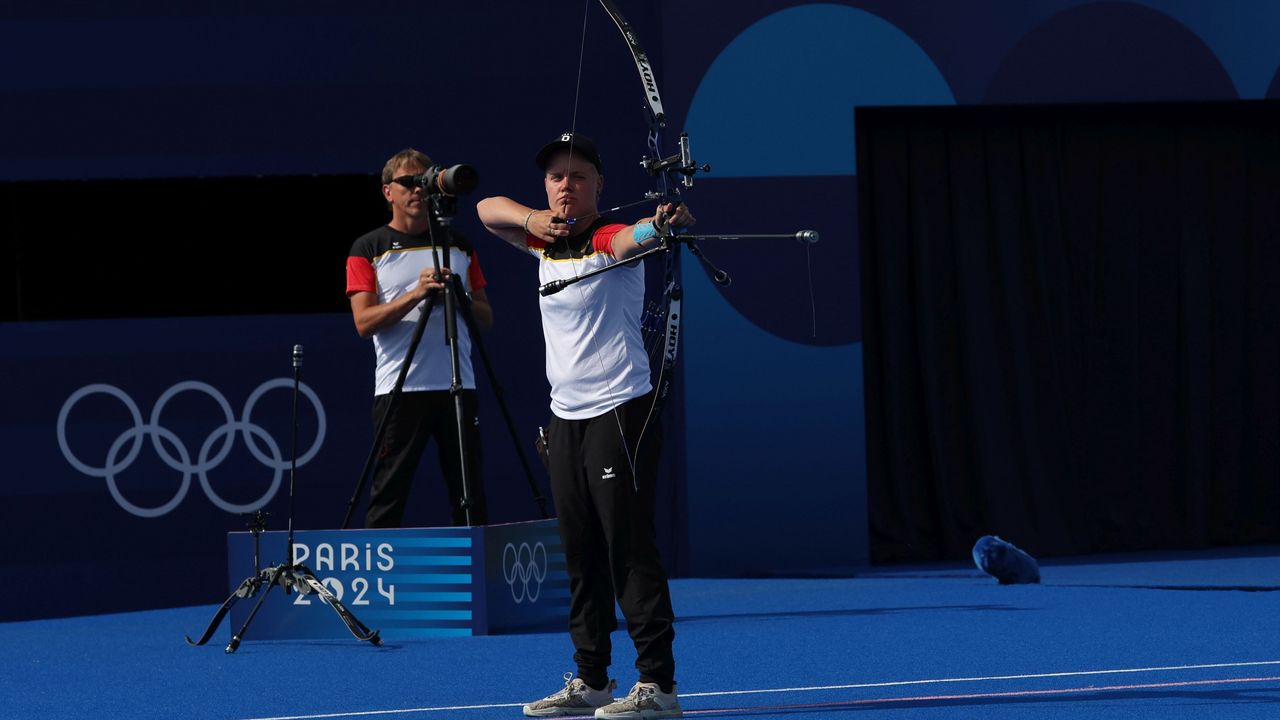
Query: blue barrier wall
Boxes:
[{"xmin": 222, "ymin": 520, "xmax": 567, "ymax": 641}]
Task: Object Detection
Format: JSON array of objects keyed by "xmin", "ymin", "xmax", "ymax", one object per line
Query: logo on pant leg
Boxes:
[{"xmin": 602, "ymin": 466, "xmax": 616, "ymax": 479}]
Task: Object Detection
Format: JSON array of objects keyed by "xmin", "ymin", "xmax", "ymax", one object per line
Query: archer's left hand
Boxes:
[{"xmin": 654, "ymin": 202, "xmax": 696, "ymax": 234}]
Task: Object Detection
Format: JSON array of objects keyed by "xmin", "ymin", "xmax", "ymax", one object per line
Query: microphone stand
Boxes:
[{"xmin": 186, "ymin": 345, "xmax": 381, "ymax": 653}]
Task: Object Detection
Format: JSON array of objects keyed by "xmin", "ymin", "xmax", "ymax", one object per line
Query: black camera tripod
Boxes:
[{"xmin": 341, "ymin": 185, "xmax": 548, "ymax": 529}]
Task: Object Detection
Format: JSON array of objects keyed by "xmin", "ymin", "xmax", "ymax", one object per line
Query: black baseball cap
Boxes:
[{"xmin": 535, "ymin": 132, "xmax": 603, "ymax": 172}]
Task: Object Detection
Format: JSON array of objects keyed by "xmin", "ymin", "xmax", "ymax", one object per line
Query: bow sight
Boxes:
[
  {"xmin": 602, "ymin": 134, "xmax": 711, "ymax": 216},
  {"xmin": 642, "ymin": 133, "xmax": 711, "ymax": 190}
]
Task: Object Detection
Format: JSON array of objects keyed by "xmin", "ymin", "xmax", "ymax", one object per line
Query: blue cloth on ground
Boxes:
[{"xmin": 972, "ymin": 535, "xmax": 1040, "ymax": 584}]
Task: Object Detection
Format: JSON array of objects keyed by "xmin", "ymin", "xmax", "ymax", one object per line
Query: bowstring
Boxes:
[
  {"xmin": 806, "ymin": 240, "xmax": 817, "ymax": 338},
  {"xmin": 565, "ymin": 0, "xmax": 641, "ymax": 486}
]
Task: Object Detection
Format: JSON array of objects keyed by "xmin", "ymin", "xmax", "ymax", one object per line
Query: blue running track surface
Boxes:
[{"xmin": 6, "ymin": 546, "xmax": 1280, "ymax": 719}]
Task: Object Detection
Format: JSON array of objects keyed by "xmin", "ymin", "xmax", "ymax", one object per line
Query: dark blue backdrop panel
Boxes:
[
  {"xmin": 680, "ymin": 176, "xmax": 860, "ymax": 347},
  {"xmin": 0, "ymin": 0, "xmax": 666, "ymax": 190},
  {"xmin": 984, "ymin": 2, "xmax": 1237, "ymax": 103},
  {"xmin": 0, "ymin": 314, "xmax": 559, "ymax": 621},
  {"xmin": 683, "ymin": 266, "xmax": 868, "ymax": 577},
  {"xmin": 9, "ymin": 0, "xmax": 1280, "ymax": 615}
]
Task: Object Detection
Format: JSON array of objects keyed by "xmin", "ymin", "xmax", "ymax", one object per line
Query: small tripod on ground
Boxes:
[{"xmin": 186, "ymin": 345, "xmax": 381, "ymax": 653}]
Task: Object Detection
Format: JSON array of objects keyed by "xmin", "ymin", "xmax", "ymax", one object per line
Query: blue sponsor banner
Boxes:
[{"xmin": 226, "ymin": 520, "xmax": 566, "ymax": 641}]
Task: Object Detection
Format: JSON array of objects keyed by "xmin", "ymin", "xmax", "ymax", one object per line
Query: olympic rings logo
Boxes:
[
  {"xmin": 56, "ymin": 380, "xmax": 326, "ymax": 518},
  {"xmin": 502, "ymin": 541, "xmax": 547, "ymax": 604}
]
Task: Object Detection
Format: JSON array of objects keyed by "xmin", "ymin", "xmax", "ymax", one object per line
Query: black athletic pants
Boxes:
[
  {"xmin": 548, "ymin": 392, "xmax": 675, "ymax": 691},
  {"xmin": 367, "ymin": 389, "xmax": 487, "ymax": 528}
]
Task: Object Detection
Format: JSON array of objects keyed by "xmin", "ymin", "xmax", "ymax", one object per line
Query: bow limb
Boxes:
[
  {"xmin": 596, "ymin": 0, "xmax": 666, "ymax": 131},
  {"xmin": 593, "ymin": 0, "xmax": 684, "ymax": 459},
  {"xmin": 559, "ymin": 0, "xmax": 683, "ymax": 472}
]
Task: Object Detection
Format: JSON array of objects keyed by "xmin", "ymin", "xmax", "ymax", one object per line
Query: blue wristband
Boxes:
[{"xmin": 632, "ymin": 221, "xmax": 657, "ymax": 246}]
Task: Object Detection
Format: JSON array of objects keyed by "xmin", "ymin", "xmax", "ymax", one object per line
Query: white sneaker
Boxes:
[
  {"xmin": 523, "ymin": 673, "xmax": 617, "ymax": 717},
  {"xmin": 594, "ymin": 682, "xmax": 682, "ymax": 719}
]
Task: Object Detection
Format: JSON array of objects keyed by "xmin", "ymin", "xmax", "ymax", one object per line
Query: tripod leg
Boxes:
[
  {"xmin": 226, "ymin": 568, "xmax": 279, "ymax": 653},
  {"xmin": 293, "ymin": 567, "xmax": 382, "ymax": 645},
  {"xmin": 342, "ymin": 293, "xmax": 440, "ymax": 528},
  {"xmin": 451, "ymin": 275, "xmax": 550, "ymax": 518},
  {"xmin": 185, "ymin": 575, "xmax": 260, "ymax": 646}
]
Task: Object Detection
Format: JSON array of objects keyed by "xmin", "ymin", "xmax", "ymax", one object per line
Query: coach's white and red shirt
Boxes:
[
  {"xmin": 346, "ymin": 225, "xmax": 487, "ymax": 396},
  {"xmin": 528, "ymin": 219, "xmax": 652, "ymax": 420}
]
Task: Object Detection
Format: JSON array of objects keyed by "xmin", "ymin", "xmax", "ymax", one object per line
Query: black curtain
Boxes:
[{"xmin": 858, "ymin": 101, "xmax": 1280, "ymax": 563}]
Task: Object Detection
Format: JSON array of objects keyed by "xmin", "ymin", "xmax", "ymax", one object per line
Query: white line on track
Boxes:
[
  {"xmin": 681, "ymin": 659, "xmax": 1280, "ymax": 698},
  {"xmin": 239, "ymin": 659, "xmax": 1280, "ymax": 720},
  {"xmin": 243, "ymin": 703, "xmax": 525, "ymax": 720},
  {"xmin": 683, "ymin": 675, "xmax": 1280, "ymax": 715}
]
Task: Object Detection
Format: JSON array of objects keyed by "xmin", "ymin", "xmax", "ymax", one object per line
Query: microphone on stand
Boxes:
[{"xmin": 287, "ymin": 344, "xmax": 303, "ymax": 567}]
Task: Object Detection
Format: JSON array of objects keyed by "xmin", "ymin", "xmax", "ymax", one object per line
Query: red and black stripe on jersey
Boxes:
[
  {"xmin": 345, "ymin": 224, "xmax": 487, "ymax": 395},
  {"xmin": 346, "ymin": 225, "xmax": 486, "ymax": 296},
  {"xmin": 525, "ymin": 216, "xmax": 624, "ymax": 260}
]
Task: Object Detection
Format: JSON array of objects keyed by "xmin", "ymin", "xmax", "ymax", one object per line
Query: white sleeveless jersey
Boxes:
[{"xmin": 528, "ymin": 220, "xmax": 651, "ymax": 419}]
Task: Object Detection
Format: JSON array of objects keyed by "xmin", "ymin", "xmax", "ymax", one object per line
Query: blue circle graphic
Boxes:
[
  {"xmin": 985, "ymin": 1, "xmax": 1235, "ymax": 103},
  {"xmin": 685, "ymin": 4, "xmax": 955, "ymax": 178}
]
